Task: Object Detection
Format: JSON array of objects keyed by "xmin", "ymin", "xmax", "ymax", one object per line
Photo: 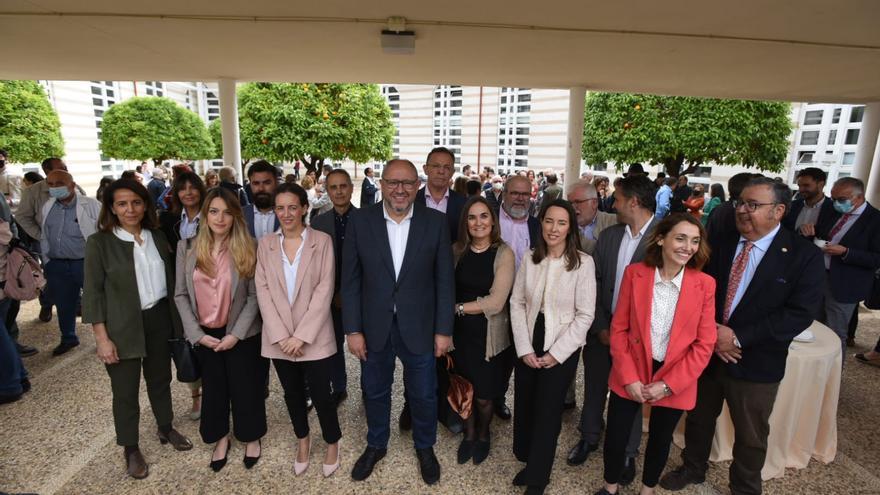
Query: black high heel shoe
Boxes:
[
  {"xmin": 244, "ymin": 439, "xmax": 261, "ymax": 469},
  {"xmin": 210, "ymin": 437, "xmax": 230, "ymax": 472}
]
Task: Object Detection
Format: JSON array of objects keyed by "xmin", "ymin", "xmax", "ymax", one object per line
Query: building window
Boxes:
[
  {"xmin": 205, "ymin": 91, "xmax": 220, "ymax": 121},
  {"xmin": 800, "ymin": 131, "xmax": 819, "ymax": 146},
  {"xmin": 381, "ymin": 86, "xmax": 401, "ymax": 157},
  {"xmin": 803, "ymin": 110, "xmax": 823, "ymax": 125},
  {"xmin": 495, "ymin": 88, "xmax": 531, "ymax": 173},
  {"xmin": 842, "ymin": 152, "xmax": 856, "ymax": 165},
  {"xmin": 432, "ymin": 85, "xmax": 463, "ymax": 163},
  {"xmin": 845, "ymin": 129, "xmax": 860, "ymax": 145},
  {"xmin": 91, "ymin": 81, "xmax": 124, "ymax": 176},
  {"xmin": 797, "ymin": 151, "xmax": 814, "ymax": 164},
  {"xmin": 827, "ymin": 129, "xmax": 837, "ymax": 145},
  {"xmin": 832, "ymin": 108, "xmax": 842, "ymax": 124},
  {"xmin": 850, "ymin": 106, "xmax": 865, "ymax": 123},
  {"xmin": 144, "ymin": 81, "xmax": 164, "ymax": 97}
]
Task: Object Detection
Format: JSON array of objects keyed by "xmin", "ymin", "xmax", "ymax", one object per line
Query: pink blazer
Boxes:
[
  {"xmin": 255, "ymin": 227, "xmax": 337, "ymax": 362},
  {"xmin": 608, "ymin": 262, "xmax": 717, "ymax": 410}
]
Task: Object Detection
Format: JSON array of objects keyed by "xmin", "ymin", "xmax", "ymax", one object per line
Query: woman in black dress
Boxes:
[{"xmin": 452, "ymin": 196, "xmax": 516, "ymax": 465}]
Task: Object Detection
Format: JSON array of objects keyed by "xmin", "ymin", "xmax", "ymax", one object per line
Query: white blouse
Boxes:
[
  {"xmin": 650, "ymin": 267, "xmax": 684, "ymax": 361},
  {"xmin": 280, "ymin": 229, "xmax": 308, "ymax": 304},
  {"xmin": 113, "ymin": 227, "xmax": 167, "ymax": 310}
]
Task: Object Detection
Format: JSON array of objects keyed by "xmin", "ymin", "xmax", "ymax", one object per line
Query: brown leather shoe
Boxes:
[
  {"xmin": 158, "ymin": 428, "xmax": 193, "ymax": 451},
  {"xmin": 125, "ymin": 449, "xmax": 149, "ymax": 479}
]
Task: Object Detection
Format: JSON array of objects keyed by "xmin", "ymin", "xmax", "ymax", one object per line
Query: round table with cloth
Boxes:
[{"xmin": 672, "ymin": 321, "xmax": 841, "ymax": 480}]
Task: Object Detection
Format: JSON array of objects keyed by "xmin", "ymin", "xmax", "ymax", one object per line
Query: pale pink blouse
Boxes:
[{"xmin": 193, "ymin": 249, "xmax": 233, "ymax": 329}]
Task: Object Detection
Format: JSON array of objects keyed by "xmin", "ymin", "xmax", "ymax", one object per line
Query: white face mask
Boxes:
[{"xmin": 492, "ymin": 182, "xmax": 503, "ymax": 191}]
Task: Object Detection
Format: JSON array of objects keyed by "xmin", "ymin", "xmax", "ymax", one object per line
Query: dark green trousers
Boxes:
[{"xmin": 105, "ymin": 299, "xmax": 174, "ymax": 447}]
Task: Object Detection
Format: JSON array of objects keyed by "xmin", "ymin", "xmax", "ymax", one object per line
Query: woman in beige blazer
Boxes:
[
  {"xmin": 509, "ymin": 199, "xmax": 596, "ymax": 495},
  {"xmin": 255, "ymin": 182, "xmax": 341, "ymax": 478},
  {"xmin": 451, "ymin": 196, "xmax": 516, "ymax": 466},
  {"xmin": 174, "ymin": 187, "xmax": 266, "ymax": 472}
]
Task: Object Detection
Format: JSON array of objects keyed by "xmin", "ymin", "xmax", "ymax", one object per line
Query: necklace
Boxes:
[{"xmin": 471, "ymin": 242, "xmax": 491, "ymax": 253}]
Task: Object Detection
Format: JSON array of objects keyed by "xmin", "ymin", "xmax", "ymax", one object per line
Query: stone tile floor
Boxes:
[{"xmin": 1, "ymin": 302, "xmax": 878, "ymax": 494}]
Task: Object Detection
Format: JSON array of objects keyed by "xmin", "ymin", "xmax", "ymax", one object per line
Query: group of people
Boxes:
[{"xmin": 0, "ymin": 145, "xmax": 878, "ymax": 495}]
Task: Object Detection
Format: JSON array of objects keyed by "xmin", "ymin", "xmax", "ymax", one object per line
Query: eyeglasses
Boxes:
[
  {"xmin": 382, "ymin": 179, "xmax": 419, "ymax": 190},
  {"xmin": 733, "ymin": 199, "xmax": 778, "ymax": 212},
  {"xmin": 506, "ymin": 191, "xmax": 530, "ymax": 198},
  {"xmin": 570, "ymin": 198, "xmax": 598, "ymax": 206}
]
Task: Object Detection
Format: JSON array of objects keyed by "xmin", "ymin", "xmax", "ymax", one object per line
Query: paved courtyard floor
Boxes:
[{"xmin": 1, "ymin": 302, "xmax": 879, "ymax": 494}]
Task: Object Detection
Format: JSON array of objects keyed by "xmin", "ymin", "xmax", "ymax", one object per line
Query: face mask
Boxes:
[
  {"xmin": 492, "ymin": 182, "xmax": 503, "ymax": 191},
  {"xmin": 833, "ymin": 199, "xmax": 854, "ymax": 214},
  {"xmin": 49, "ymin": 186, "xmax": 70, "ymax": 199}
]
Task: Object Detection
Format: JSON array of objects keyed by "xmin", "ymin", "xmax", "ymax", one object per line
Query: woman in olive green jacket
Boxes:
[{"xmin": 82, "ymin": 179, "xmax": 192, "ymax": 480}]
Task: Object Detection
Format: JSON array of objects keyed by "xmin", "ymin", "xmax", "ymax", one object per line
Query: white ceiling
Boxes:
[{"xmin": 2, "ymin": 0, "xmax": 879, "ymax": 102}]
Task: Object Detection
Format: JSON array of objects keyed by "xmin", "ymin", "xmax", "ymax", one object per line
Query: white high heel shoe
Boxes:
[
  {"xmin": 294, "ymin": 438, "xmax": 311, "ymax": 476},
  {"xmin": 322, "ymin": 441, "xmax": 341, "ymax": 477}
]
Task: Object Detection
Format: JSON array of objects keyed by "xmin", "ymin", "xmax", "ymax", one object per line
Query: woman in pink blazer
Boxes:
[
  {"xmin": 255, "ymin": 182, "xmax": 341, "ymax": 478},
  {"xmin": 595, "ymin": 213, "xmax": 716, "ymax": 495}
]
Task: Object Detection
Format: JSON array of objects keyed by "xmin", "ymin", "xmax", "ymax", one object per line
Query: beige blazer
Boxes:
[
  {"xmin": 510, "ymin": 250, "xmax": 596, "ymax": 363},
  {"xmin": 453, "ymin": 242, "xmax": 516, "ymax": 360},
  {"xmin": 255, "ymin": 227, "xmax": 337, "ymax": 362},
  {"xmin": 174, "ymin": 239, "xmax": 261, "ymax": 345},
  {"xmin": 579, "ymin": 211, "xmax": 618, "ymax": 255}
]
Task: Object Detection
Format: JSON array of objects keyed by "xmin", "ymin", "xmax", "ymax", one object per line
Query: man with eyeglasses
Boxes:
[
  {"xmin": 343, "ymin": 159, "xmax": 454, "ymax": 486},
  {"xmin": 662, "ymin": 177, "xmax": 824, "ymax": 495},
  {"xmin": 567, "ymin": 180, "xmax": 618, "ymax": 256}
]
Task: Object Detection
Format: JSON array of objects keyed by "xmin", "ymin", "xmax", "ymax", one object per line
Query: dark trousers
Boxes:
[
  {"xmin": 273, "ymin": 356, "xmax": 341, "ymax": 444},
  {"xmin": 874, "ymin": 335, "xmax": 880, "ymax": 354},
  {"xmin": 363, "ymin": 317, "xmax": 437, "ymax": 449},
  {"xmin": 0, "ymin": 298, "xmax": 27, "ymax": 396},
  {"xmin": 104, "ymin": 300, "xmax": 174, "ymax": 447},
  {"xmin": 497, "ymin": 339, "xmax": 515, "ymax": 403},
  {"xmin": 579, "ymin": 334, "xmax": 642, "ymax": 456},
  {"xmin": 6, "ymin": 299, "xmax": 19, "ymax": 342},
  {"xmin": 513, "ymin": 314, "xmax": 579, "ymax": 488},
  {"xmin": 196, "ymin": 328, "xmax": 269, "ymax": 444},
  {"xmin": 683, "ymin": 361, "xmax": 780, "ymax": 495},
  {"xmin": 329, "ymin": 306, "xmax": 347, "ymax": 394},
  {"xmin": 603, "ymin": 361, "xmax": 683, "ymax": 488},
  {"xmin": 847, "ymin": 307, "xmax": 859, "ymax": 340},
  {"xmin": 44, "ymin": 258, "xmax": 83, "ymax": 345}
]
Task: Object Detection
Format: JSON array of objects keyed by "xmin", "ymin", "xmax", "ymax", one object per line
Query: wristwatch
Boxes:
[
  {"xmin": 662, "ymin": 383, "xmax": 672, "ymax": 396},
  {"xmin": 457, "ymin": 303, "xmax": 464, "ymax": 317}
]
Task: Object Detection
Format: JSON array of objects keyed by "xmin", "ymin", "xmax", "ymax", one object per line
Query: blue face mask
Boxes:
[
  {"xmin": 833, "ymin": 199, "xmax": 854, "ymax": 214},
  {"xmin": 48, "ymin": 186, "xmax": 70, "ymax": 200}
]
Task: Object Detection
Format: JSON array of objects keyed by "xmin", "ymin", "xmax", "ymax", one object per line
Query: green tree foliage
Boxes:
[
  {"xmin": 100, "ymin": 96, "xmax": 214, "ymax": 165},
  {"xmin": 0, "ymin": 81, "xmax": 64, "ymax": 163},
  {"xmin": 582, "ymin": 92, "xmax": 792, "ymax": 177},
  {"xmin": 208, "ymin": 118, "xmax": 223, "ymax": 159},
  {"xmin": 237, "ymin": 83, "xmax": 394, "ymax": 174}
]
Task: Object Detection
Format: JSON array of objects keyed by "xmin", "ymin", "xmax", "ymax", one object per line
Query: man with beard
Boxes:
[
  {"xmin": 782, "ymin": 167, "xmax": 835, "ymax": 238},
  {"xmin": 243, "ymin": 160, "xmax": 280, "ymax": 239}
]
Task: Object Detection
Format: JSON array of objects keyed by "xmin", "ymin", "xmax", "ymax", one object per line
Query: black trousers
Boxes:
[
  {"xmin": 513, "ymin": 314, "xmax": 579, "ymax": 487},
  {"xmin": 603, "ymin": 361, "xmax": 683, "ymax": 488},
  {"xmin": 273, "ymin": 356, "xmax": 342, "ymax": 444},
  {"xmin": 195, "ymin": 328, "xmax": 269, "ymax": 444}
]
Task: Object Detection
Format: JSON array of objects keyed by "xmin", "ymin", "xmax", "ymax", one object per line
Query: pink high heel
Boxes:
[
  {"xmin": 294, "ymin": 438, "xmax": 311, "ymax": 476},
  {"xmin": 322, "ymin": 441, "xmax": 341, "ymax": 477}
]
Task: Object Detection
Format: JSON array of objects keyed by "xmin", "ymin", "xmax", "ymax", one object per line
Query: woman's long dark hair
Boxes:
[
  {"xmin": 531, "ymin": 199, "xmax": 582, "ymax": 271},
  {"xmin": 169, "ymin": 171, "xmax": 207, "ymax": 215}
]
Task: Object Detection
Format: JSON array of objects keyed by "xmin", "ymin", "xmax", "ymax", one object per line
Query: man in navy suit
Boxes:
[
  {"xmin": 415, "ymin": 146, "xmax": 467, "ymax": 242},
  {"xmin": 242, "ymin": 160, "xmax": 280, "ymax": 239},
  {"xmin": 360, "ymin": 167, "xmax": 378, "ymax": 207},
  {"xmin": 343, "ymin": 159, "xmax": 454, "ymax": 486},
  {"xmin": 662, "ymin": 177, "xmax": 824, "ymax": 495},
  {"xmin": 802, "ymin": 177, "xmax": 880, "ymax": 357},
  {"xmin": 782, "ymin": 167, "xmax": 835, "ymax": 237}
]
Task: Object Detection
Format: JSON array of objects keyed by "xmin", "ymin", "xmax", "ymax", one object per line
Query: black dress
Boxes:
[{"xmin": 453, "ymin": 247, "xmax": 506, "ymax": 401}]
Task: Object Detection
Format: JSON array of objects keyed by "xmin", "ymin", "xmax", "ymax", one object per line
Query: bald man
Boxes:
[{"xmin": 40, "ymin": 170, "xmax": 101, "ymax": 356}]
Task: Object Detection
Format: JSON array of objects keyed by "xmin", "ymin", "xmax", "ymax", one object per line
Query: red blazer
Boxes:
[{"xmin": 608, "ymin": 262, "xmax": 717, "ymax": 410}]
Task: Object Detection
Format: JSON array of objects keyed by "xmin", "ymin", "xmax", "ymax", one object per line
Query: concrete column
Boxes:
[
  {"xmin": 218, "ymin": 78, "xmax": 241, "ymax": 182},
  {"xmin": 852, "ymin": 102, "xmax": 880, "ymax": 183},
  {"xmin": 563, "ymin": 87, "xmax": 587, "ymax": 198},
  {"xmin": 865, "ymin": 137, "xmax": 880, "ymax": 205}
]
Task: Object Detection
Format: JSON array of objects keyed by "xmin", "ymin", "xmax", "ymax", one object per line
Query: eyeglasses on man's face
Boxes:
[
  {"xmin": 733, "ymin": 199, "xmax": 778, "ymax": 212},
  {"xmin": 382, "ymin": 179, "xmax": 419, "ymax": 190}
]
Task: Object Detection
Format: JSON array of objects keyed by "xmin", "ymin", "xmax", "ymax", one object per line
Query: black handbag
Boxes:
[
  {"xmin": 169, "ymin": 338, "xmax": 201, "ymax": 383},
  {"xmin": 865, "ymin": 269, "xmax": 880, "ymax": 310}
]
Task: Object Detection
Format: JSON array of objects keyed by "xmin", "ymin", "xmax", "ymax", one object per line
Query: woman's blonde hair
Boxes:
[
  {"xmin": 301, "ymin": 175, "xmax": 315, "ymax": 190},
  {"xmin": 192, "ymin": 188, "xmax": 256, "ymax": 279}
]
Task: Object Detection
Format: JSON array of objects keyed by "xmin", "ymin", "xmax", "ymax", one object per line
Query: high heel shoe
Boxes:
[
  {"xmin": 210, "ymin": 437, "xmax": 230, "ymax": 472},
  {"xmin": 243, "ymin": 439, "xmax": 261, "ymax": 469},
  {"xmin": 294, "ymin": 438, "xmax": 311, "ymax": 475},
  {"xmin": 322, "ymin": 440, "xmax": 341, "ymax": 477}
]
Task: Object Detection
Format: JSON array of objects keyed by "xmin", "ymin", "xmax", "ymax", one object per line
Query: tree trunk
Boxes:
[
  {"xmin": 299, "ymin": 156, "xmax": 325, "ymax": 177},
  {"xmin": 662, "ymin": 153, "xmax": 686, "ymax": 177},
  {"xmin": 239, "ymin": 158, "xmax": 251, "ymax": 180}
]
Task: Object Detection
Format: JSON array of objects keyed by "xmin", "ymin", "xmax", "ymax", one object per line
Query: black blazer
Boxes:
[
  {"xmin": 360, "ymin": 178, "xmax": 378, "ymax": 208},
  {"xmin": 311, "ymin": 205, "xmax": 358, "ymax": 295},
  {"xmin": 158, "ymin": 209, "xmax": 186, "ymax": 254},
  {"xmin": 415, "ymin": 187, "xmax": 467, "ymax": 243},
  {"xmin": 341, "ymin": 202, "xmax": 455, "ymax": 355},
  {"xmin": 243, "ymin": 204, "xmax": 280, "ymax": 239},
  {"xmin": 705, "ymin": 226, "xmax": 824, "ymax": 383},
  {"xmin": 816, "ymin": 202, "xmax": 880, "ymax": 303},
  {"xmin": 782, "ymin": 196, "xmax": 835, "ymax": 236},
  {"xmin": 527, "ymin": 215, "xmax": 540, "ymax": 248}
]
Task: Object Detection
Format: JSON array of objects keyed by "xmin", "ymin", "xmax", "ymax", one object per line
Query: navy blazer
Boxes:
[
  {"xmin": 416, "ymin": 187, "xmax": 466, "ymax": 242},
  {"xmin": 705, "ymin": 226, "xmax": 824, "ymax": 383},
  {"xmin": 341, "ymin": 202, "xmax": 455, "ymax": 355},
  {"xmin": 243, "ymin": 204, "xmax": 280, "ymax": 239},
  {"xmin": 360, "ymin": 178, "xmax": 378, "ymax": 208},
  {"xmin": 781, "ymin": 196, "xmax": 835, "ymax": 237},
  {"xmin": 816, "ymin": 202, "xmax": 880, "ymax": 303},
  {"xmin": 527, "ymin": 215, "xmax": 540, "ymax": 248}
]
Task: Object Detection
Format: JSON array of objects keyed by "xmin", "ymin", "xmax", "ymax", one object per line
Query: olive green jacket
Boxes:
[{"xmin": 82, "ymin": 229, "xmax": 183, "ymax": 360}]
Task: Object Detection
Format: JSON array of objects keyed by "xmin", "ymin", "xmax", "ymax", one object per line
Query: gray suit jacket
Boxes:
[
  {"xmin": 590, "ymin": 215, "xmax": 661, "ymax": 336},
  {"xmin": 580, "ymin": 211, "xmax": 619, "ymax": 255},
  {"xmin": 173, "ymin": 239, "xmax": 262, "ymax": 345}
]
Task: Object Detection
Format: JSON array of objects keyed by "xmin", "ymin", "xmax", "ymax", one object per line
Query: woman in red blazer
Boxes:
[{"xmin": 594, "ymin": 213, "xmax": 717, "ymax": 495}]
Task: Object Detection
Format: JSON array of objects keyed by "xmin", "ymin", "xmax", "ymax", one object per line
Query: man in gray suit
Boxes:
[{"xmin": 567, "ymin": 175, "xmax": 661, "ymax": 486}]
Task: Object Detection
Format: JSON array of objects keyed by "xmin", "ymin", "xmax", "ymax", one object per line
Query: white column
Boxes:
[
  {"xmin": 852, "ymin": 102, "xmax": 880, "ymax": 183},
  {"xmin": 865, "ymin": 138, "xmax": 880, "ymax": 205},
  {"xmin": 218, "ymin": 78, "xmax": 242, "ymax": 182},
  {"xmin": 563, "ymin": 87, "xmax": 587, "ymax": 198}
]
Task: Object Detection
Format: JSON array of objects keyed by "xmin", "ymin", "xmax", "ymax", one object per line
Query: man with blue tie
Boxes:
[
  {"xmin": 343, "ymin": 159, "xmax": 454, "ymax": 486},
  {"xmin": 242, "ymin": 160, "xmax": 280, "ymax": 239}
]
